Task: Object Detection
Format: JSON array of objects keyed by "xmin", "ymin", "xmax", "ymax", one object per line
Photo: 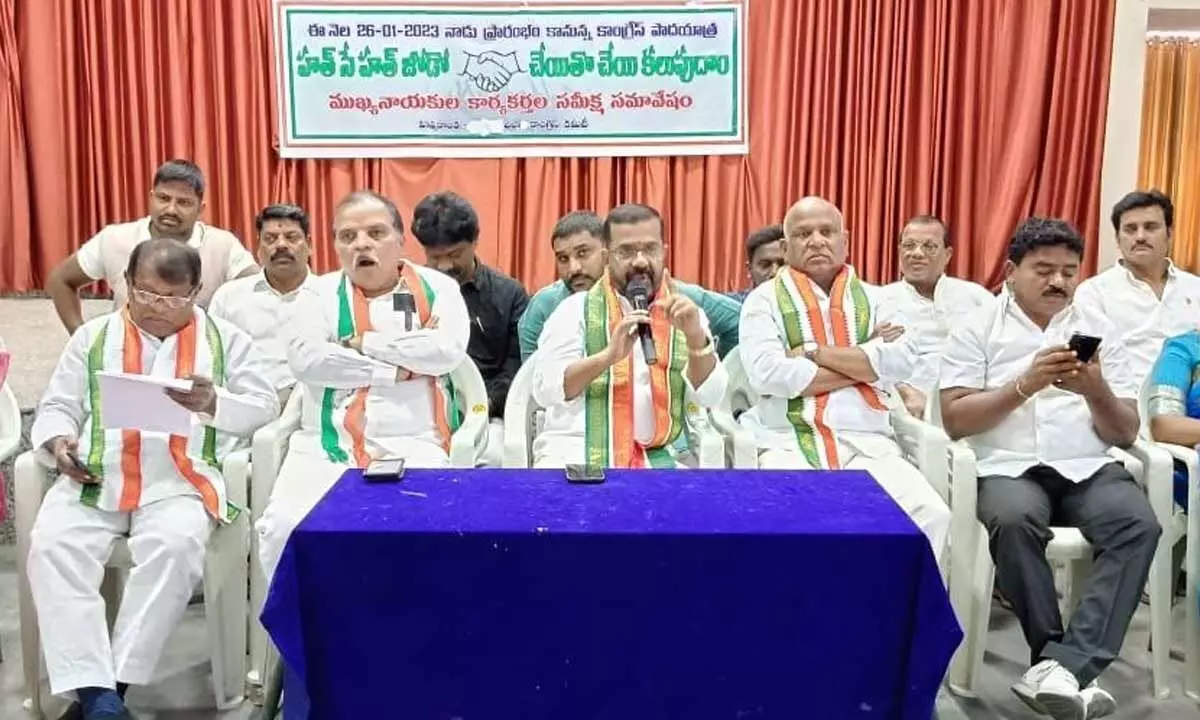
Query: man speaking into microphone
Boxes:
[{"xmin": 532, "ymin": 203, "xmax": 727, "ymax": 468}]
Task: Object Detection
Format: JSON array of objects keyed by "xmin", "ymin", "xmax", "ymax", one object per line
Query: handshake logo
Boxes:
[{"xmin": 460, "ymin": 50, "xmax": 524, "ymax": 92}]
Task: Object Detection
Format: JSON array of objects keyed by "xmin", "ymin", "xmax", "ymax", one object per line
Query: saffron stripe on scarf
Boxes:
[{"xmin": 118, "ymin": 316, "xmax": 145, "ymax": 511}]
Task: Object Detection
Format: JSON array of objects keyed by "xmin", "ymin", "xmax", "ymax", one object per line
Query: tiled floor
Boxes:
[{"xmin": 0, "ymin": 298, "xmax": 1198, "ymax": 718}]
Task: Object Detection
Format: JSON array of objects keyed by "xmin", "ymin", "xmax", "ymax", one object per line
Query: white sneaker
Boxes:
[
  {"xmin": 1011, "ymin": 659, "xmax": 1084, "ymax": 720},
  {"xmin": 1081, "ymin": 682, "xmax": 1116, "ymax": 719}
]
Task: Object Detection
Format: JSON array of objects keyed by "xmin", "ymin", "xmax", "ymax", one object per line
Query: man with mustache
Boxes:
[
  {"xmin": 941, "ymin": 218, "xmax": 1157, "ymax": 719},
  {"xmin": 256, "ymin": 190, "xmax": 470, "ymax": 579},
  {"xmin": 208, "ymin": 204, "xmax": 322, "ymax": 401},
  {"xmin": 518, "ymin": 210, "xmax": 743, "ymax": 361},
  {"xmin": 1073, "ymin": 190, "xmax": 1200, "ymax": 387},
  {"xmin": 29, "ymin": 239, "xmax": 278, "ymax": 720},
  {"xmin": 47, "ymin": 159, "xmax": 259, "ymax": 334},
  {"xmin": 531, "ymin": 203, "xmax": 728, "ymax": 468},
  {"xmin": 725, "ymin": 224, "xmax": 786, "ymax": 302},
  {"xmin": 874, "ymin": 215, "xmax": 994, "ymax": 418},
  {"xmin": 411, "ymin": 191, "xmax": 527, "ymax": 467},
  {"xmin": 738, "ymin": 196, "xmax": 950, "ymax": 557}
]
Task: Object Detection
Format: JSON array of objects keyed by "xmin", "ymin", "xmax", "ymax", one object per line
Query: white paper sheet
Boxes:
[{"xmin": 97, "ymin": 371, "xmax": 195, "ymax": 435}]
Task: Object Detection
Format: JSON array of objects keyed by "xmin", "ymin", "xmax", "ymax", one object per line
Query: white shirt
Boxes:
[
  {"xmin": 208, "ymin": 270, "xmax": 323, "ymax": 390},
  {"xmin": 76, "ymin": 217, "xmax": 257, "ymax": 309},
  {"xmin": 875, "ymin": 276, "xmax": 994, "ymax": 395},
  {"xmin": 738, "ymin": 277, "xmax": 916, "ymax": 454},
  {"xmin": 532, "ymin": 291, "xmax": 728, "ymax": 458},
  {"xmin": 287, "ymin": 268, "xmax": 470, "ymax": 452},
  {"xmin": 939, "ymin": 294, "xmax": 1138, "ymax": 481},
  {"xmin": 1072, "ymin": 260, "xmax": 1200, "ymax": 386}
]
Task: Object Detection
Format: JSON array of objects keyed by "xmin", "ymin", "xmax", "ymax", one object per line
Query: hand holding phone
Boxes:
[{"xmin": 1067, "ymin": 333, "xmax": 1102, "ymax": 364}]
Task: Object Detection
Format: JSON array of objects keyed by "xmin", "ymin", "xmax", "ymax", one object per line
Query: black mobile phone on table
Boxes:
[
  {"xmin": 363, "ymin": 458, "xmax": 406, "ymax": 483},
  {"xmin": 1068, "ymin": 333, "xmax": 1102, "ymax": 364},
  {"xmin": 565, "ymin": 464, "xmax": 606, "ymax": 484}
]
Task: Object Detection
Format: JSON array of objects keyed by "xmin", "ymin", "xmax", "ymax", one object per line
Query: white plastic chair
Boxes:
[
  {"xmin": 1137, "ymin": 378, "xmax": 1200, "ymax": 699},
  {"xmin": 0, "ymin": 384, "xmax": 20, "ymax": 465},
  {"xmin": 15, "ymin": 447, "xmax": 250, "ymax": 717},
  {"xmin": 942, "ymin": 394, "xmax": 1175, "ymax": 699},
  {"xmin": 502, "ymin": 350, "xmax": 725, "ymax": 468},
  {"xmin": 707, "ymin": 349, "xmax": 950, "ymax": 504},
  {"xmin": 245, "ymin": 361, "xmax": 490, "ymax": 689}
]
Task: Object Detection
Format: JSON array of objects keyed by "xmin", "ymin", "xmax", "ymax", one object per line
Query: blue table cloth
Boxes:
[{"xmin": 262, "ymin": 468, "xmax": 961, "ymax": 720}]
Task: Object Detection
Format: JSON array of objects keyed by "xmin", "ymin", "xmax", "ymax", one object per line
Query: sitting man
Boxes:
[
  {"xmin": 532, "ymin": 203, "xmax": 728, "ymax": 468},
  {"xmin": 520, "ymin": 210, "xmax": 743, "ymax": 360},
  {"xmin": 738, "ymin": 196, "xmax": 950, "ymax": 558},
  {"xmin": 875, "ymin": 214, "xmax": 993, "ymax": 417},
  {"xmin": 726, "ymin": 224, "xmax": 786, "ymax": 302},
  {"xmin": 256, "ymin": 190, "xmax": 470, "ymax": 579},
  {"xmin": 941, "ymin": 217, "xmax": 1160, "ymax": 719},
  {"xmin": 411, "ymin": 191, "xmax": 527, "ymax": 466},
  {"xmin": 208, "ymin": 203, "xmax": 322, "ymax": 402},
  {"xmin": 28, "ymin": 239, "xmax": 278, "ymax": 720},
  {"xmin": 46, "ymin": 159, "xmax": 258, "ymax": 334}
]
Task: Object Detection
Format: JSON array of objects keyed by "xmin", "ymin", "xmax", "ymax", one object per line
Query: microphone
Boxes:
[
  {"xmin": 393, "ymin": 288, "xmax": 416, "ymax": 331},
  {"xmin": 626, "ymin": 276, "xmax": 657, "ymax": 365}
]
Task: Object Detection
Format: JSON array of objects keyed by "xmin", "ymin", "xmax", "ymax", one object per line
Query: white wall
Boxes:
[{"xmin": 1098, "ymin": 0, "xmax": 1200, "ymax": 270}]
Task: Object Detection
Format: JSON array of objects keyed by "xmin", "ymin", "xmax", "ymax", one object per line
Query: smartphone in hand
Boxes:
[{"xmin": 1067, "ymin": 333, "xmax": 1102, "ymax": 364}]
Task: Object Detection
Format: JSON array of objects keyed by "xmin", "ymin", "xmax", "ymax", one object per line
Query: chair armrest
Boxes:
[
  {"xmin": 223, "ymin": 449, "xmax": 250, "ymax": 512},
  {"xmin": 450, "ymin": 411, "xmax": 489, "ymax": 468},
  {"xmin": 891, "ymin": 410, "xmax": 950, "ymax": 502},
  {"xmin": 710, "ymin": 408, "xmax": 757, "ymax": 469},
  {"xmin": 13, "ymin": 451, "xmax": 51, "ymax": 539},
  {"xmin": 249, "ymin": 412, "xmax": 302, "ymax": 520},
  {"xmin": 1107, "ymin": 445, "xmax": 1144, "ymax": 484},
  {"xmin": 686, "ymin": 407, "xmax": 726, "ymax": 469},
  {"xmin": 1127, "ymin": 441, "xmax": 1187, "ymax": 534}
]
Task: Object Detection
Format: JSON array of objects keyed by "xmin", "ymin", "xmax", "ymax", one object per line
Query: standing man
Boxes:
[
  {"xmin": 29, "ymin": 239, "xmax": 278, "ymax": 720},
  {"xmin": 726, "ymin": 224, "xmax": 786, "ymax": 302},
  {"xmin": 208, "ymin": 204, "xmax": 322, "ymax": 400},
  {"xmin": 520, "ymin": 210, "xmax": 743, "ymax": 360},
  {"xmin": 737, "ymin": 196, "xmax": 950, "ymax": 557},
  {"xmin": 1073, "ymin": 190, "xmax": 1200, "ymax": 387},
  {"xmin": 940, "ymin": 217, "xmax": 1159, "ymax": 719},
  {"xmin": 532, "ymin": 203, "xmax": 727, "ymax": 468},
  {"xmin": 46, "ymin": 160, "xmax": 259, "ymax": 334},
  {"xmin": 875, "ymin": 215, "xmax": 993, "ymax": 417},
  {"xmin": 256, "ymin": 190, "xmax": 470, "ymax": 579},
  {"xmin": 411, "ymin": 191, "xmax": 527, "ymax": 466}
]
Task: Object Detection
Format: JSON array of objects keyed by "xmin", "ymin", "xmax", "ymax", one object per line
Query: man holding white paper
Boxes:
[
  {"xmin": 256, "ymin": 190, "xmax": 470, "ymax": 580},
  {"xmin": 28, "ymin": 239, "xmax": 278, "ymax": 720}
]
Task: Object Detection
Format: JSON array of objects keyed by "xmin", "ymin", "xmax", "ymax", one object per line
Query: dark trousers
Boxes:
[{"xmin": 977, "ymin": 462, "xmax": 1161, "ymax": 685}]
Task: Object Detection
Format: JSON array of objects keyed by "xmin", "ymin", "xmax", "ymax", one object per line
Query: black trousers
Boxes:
[{"xmin": 977, "ymin": 462, "xmax": 1161, "ymax": 685}]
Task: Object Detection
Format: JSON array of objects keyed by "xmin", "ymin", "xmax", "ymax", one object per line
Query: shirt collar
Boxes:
[
  {"xmin": 462, "ymin": 261, "xmax": 491, "ymax": 290},
  {"xmin": 1117, "ymin": 258, "xmax": 1176, "ymax": 285},
  {"xmin": 253, "ymin": 269, "xmax": 315, "ymax": 297}
]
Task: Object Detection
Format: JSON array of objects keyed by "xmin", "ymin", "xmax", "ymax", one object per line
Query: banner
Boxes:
[{"xmin": 273, "ymin": 1, "xmax": 747, "ymax": 158}]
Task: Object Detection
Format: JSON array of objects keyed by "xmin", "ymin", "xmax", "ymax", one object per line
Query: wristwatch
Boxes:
[{"xmin": 802, "ymin": 342, "xmax": 819, "ymax": 363}]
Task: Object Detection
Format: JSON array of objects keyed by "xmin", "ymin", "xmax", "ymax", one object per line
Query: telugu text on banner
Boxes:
[{"xmin": 273, "ymin": 1, "xmax": 747, "ymax": 158}]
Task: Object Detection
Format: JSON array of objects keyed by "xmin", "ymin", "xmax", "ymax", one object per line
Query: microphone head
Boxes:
[{"xmin": 625, "ymin": 275, "xmax": 654, "ymax": 303}]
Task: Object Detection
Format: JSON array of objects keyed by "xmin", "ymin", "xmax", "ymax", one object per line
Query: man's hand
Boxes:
[
  {"xmin": 897, "ymin": 383, "xmax": 927, "ymax": 418},
  {"xmin": 165, "ymin": 375, "xmax": 218, "ymax": 416},
  {"xmin": 345, "ymin": 335, "xmax": 365, "ymax": 353},
  {"xmin": 1019, "ymin": 345, "xmax": 1082, "ymax": 394},
  {"xmin": 658, "ymin": 294, "xmax": 706, "ymax": 346},
  {"xmin": 871, "ymin": 322, "xmax": 905, "ymax": 343},
  {"xmin": 1055, "ymin": 358, "xmax": 1107, "ymax": 398},
  {"xmin": 604, "ymin": 310, "xmax": 650, "ymax": 365},
  {"xmin": 47, "ymin": 436, "xmax": 98, "ymax": 484}
]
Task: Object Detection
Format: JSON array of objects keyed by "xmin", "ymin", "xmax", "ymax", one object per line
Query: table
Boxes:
[{"xmin": 262, "ymin": 468, "xmax": 961, "ymax": 719}]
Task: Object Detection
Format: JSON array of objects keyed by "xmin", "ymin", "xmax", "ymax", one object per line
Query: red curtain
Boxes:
[{"xmin": 0, "ymin": 0, "xmax": 1114, "ymax": 293}]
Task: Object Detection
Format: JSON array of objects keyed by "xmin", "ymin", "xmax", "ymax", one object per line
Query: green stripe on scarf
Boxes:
[
  {"xmin": 201, "ymin": 316, "xmax": 226, "ymax": 471},
  {"xmin": 81, "ymin": 321, "xmax": 110, "ymax": 506},
  {"xmin": 319, "ymin": 276, "xmax": 355, "ymax": 464},
  {"xmin": 774, "ymin": 275, "xmax": 822, "ymax": 468},
  {"xmin": 583, "ymin": 282, "xmax": 611, "ymax": 466},
  {"xmin": 662, "ymin": 318, "xmax": 687, "ymax": 449},
  {"xmin": 848, "ymin": 278, "xmax": 872, "ymax": 344}
]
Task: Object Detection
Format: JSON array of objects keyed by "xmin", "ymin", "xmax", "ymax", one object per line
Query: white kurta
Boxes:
[
  {"xmin": 530, "ymin": 291, "xmax": 728, "ymax": 468},
  {"xmin": 874, "ymin": 275, "xmax": 994, "ymax": 395},
  {"xmin": 207, "ymin": 270, "xmax": 324, "ymax": 391},
  {"xmin": 738, "ymin": 272, "xmax": 950, "ymax": 559},
  {"xmin": 256, "ymin": 266, "xmax": 470, "ymax": 579},
  {"xmin": 28, "ymin": 309, "xmax": 278, "ymax": 695}
]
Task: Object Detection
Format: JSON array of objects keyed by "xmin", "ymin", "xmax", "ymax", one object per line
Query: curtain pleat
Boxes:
[{"xmin": 1, "ymin": 0, "xmax": 1116, "ymax": 293}]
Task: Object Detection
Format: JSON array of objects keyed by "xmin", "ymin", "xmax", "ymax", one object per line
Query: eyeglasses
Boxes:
[
  {"xmin": 611, "ymin": 245, "xmax": 664, "ymax": 262},
  {"xmin": 130, "ymin": 287, "xmax": 196, "ymax": 309},
  {"xmin": 900, "ymin": 240, "xmax": 943, "ymax": 254}
]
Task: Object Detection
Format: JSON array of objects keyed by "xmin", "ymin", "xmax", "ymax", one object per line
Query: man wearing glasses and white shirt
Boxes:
[
  {"xmin": 208, "ymin": 204, "xmax": 322, "ymax": 401},
  {"xmin": 875, "ymin": 215, "xmax": 992, "ymax": 418},
  {"xmin": 1072, "ymin": 190, "xmax": 1200, "ymax": 387},
  {"xmin": 940, "ymin": 217, "xmax": 1159, "ymax": 720}
]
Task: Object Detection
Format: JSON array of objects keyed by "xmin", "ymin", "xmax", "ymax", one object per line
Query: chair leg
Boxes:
[
  {"xmin": 248, "ymin": 539, "xmax": 268, "ymax": 689},
  {"xmin": 1148, "ymin": 531, "xmax": 1174, "ymax": 699},
  {"xmin": 948, "ymin": 541, "xmax": 992, "ymax": 697},
  {"xmin": 17, "ymin": 520, "xmax": 43, "ymax": 717},
  {"xmin": 206, "ymin": 517, "xmax": 249, "ymax": 711}
]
